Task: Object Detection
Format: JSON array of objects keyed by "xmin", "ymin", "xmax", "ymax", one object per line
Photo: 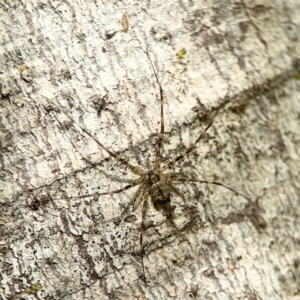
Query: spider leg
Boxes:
[
  {"xmin": 91, "ymin": 184, "xmax": 147, "ymax": 229},
  {"xmin": 43, "ymin": 96, "xmax": 145, "ymax": 176},
  {"xmin": 173, "ymin": 178, "xmax": 251, "ymax": 202},
  {"xmin": 51, "ymin": 182, "xmax": 140, "ymax": 201},
  {"xmin": 97, "ymin": 169, "xmax": 140, "ymax": 184},
  {"xmin": 160, "ymin": 110, "xmax": 218, "ymax": 173},
  {"xmin": 145, "ymin": 49, "xmax": 165, "ymax": 170},
  {"xmin": 90, "ymin": 184, "xmax": 146, "ymax": 228},
  {"xmin": 125, "ymin": 183, "xmax": 146, "ymax": 213},
  {"xmin": 49, "ymin": 119, "xmax": 139, "ymax": 186},
  {"xmin": 48, "ymin": 114, "xmax": 140, "ymax": 190},
  {"xmin": 139, "ymin": 186, "xmax": 150, "ymax": 284},
  {"xmin": 50, "ymin": 121, "xmax": 138, "ymax": 185},
  {"xmin": 168, "ymin": 181, "xmax": 184, "ymax": 199}
]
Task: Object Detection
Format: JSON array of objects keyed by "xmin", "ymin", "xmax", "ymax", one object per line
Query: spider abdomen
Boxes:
[{"xmin": 150, "ymin": 183, "xmax": 172, "ymax": 217}]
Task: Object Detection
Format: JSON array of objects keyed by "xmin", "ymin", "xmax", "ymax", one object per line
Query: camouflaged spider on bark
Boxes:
[{"xmin": 42, "ymin": 50, "xmax": 253, "ymax": 284}]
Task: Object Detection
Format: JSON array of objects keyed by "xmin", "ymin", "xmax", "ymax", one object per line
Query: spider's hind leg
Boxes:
[{"xmin": 139, "ymin": 186, "xmax": 151, "ymax": 284}]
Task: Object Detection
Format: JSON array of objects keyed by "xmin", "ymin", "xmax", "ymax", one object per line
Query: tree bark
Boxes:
[{"xmin": 1, "ymin": 0, "xmax": 300, "ymax": 299}]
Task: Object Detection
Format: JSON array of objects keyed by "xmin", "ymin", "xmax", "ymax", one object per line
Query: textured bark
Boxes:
[{"xmin": 1, "ymin": 0, "xmax": 300, "ymax": 299}]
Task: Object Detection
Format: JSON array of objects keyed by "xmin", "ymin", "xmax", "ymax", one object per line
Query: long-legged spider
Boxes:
[{"xmin": 43, "ymin": 49, "xmax": 251, "ymax": 284}]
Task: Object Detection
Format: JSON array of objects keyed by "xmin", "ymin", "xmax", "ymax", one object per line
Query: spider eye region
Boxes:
[{"xmin": 147, "ymin": 172, "xmax": 160, "ymax": 185}]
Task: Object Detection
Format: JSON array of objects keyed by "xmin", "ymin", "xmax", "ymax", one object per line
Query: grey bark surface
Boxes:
[{"xmin": 1, "ymin": 0, "xmax": 300, "ymax": 299}]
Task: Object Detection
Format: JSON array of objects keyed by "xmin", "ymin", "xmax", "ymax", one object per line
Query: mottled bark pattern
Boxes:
[{"xmin": 1, "ymin": 0, "xmax": 300, "ymax": 299}]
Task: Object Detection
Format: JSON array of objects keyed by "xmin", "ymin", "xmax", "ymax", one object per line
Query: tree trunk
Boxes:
[{"xmin": 1, "ymin": 1, "xmax": 300, "ymax": 299}]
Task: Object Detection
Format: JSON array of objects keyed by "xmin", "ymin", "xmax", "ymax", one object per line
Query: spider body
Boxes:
[
  {"xmin": 146, "ymin": 169, "xmax": 173, "ymax": 217},
  {"xmin": 43, "ymin": 49, "xmax": 253, "ymax": 284},
  {"xmin": 151, "ymin": 184, "xmax": 172, "ymax": 219}
]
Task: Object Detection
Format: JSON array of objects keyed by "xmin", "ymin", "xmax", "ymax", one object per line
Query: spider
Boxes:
[{"xmin": 43, "ymin": 49, "xmax": 251, "ymax": 284}]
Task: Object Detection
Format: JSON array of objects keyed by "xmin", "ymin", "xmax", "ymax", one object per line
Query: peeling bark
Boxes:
[{"xmin": 1, "ymin": 0, "xmax": 300, "ymax": 299}]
